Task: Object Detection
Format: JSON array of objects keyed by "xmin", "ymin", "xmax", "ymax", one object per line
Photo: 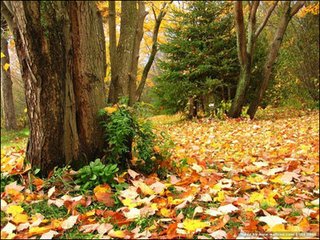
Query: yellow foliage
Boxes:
[
  {"xmin": 182, "ymin": 218, "xmax": 210, "ymax": 233},
  {"xmin": 104, "ymin": 106, "xmax": 117, "ymax": 114},
  {"xmin": 1, "ymin": 52, "xmax": 5, "ymax": 58},
  {"xmin": 7, "ymin": 205, "xmax": 24, "ymax": 216},
  {"xmin": 3, "ymin": 63, "xmax": 10, "ymax": 71}
]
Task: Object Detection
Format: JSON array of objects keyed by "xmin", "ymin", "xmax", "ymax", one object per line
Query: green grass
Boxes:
[
  {"xmin": 21, "ymin": 200, "xmax": 68, "ymax": 219},
  {"xmin": 1, "ymin": 128, "xmax": 29, "ymax": 148}
]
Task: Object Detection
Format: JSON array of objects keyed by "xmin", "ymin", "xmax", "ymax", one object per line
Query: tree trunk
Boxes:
[
  {"xmin": 228, "ymin": 2, "xmax": 254, "ymax": 118},
  {"xmin": 228, "ymin": 1, "xmax": 277, "ymax": 118},
  {"xmin": 128, "ymin": 1, "xmax": 147, "ymax": 106},
  {"xmin": 107, "ymin": 0, "xmax": 118, "ymax": 104},
  {"xmin": 116, "ymin": 1, "xmax": 137, "ymax": 103},
  {"xmin": 7, "ymin": 1, "xmax": 106, "ymax": 176},
  {"xmin": 1, "ymin": 21, "xmax": 17, "ymax": 130},
  {"xmin": 247, "ymin": 2, "xmax": 305, "ymax": 119},
  {"xmin": 136, "ymin": 3, "xmax": 167, "ymax": 102},
  {"xmin": 228, "ymin": 65, "xmax": 251, "ymax": 117}
]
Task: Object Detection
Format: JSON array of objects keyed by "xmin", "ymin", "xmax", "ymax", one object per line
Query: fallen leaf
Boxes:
[
  {"xmin": 7, "ymin": 205, "xmax": 24, "ymax": 216},
  {"xmin": 217, "ymin": 204, "xmax": 239, "ymax": 214},
  {"xmin": 97, "ymin": 223, "xmax": 113, "ymax": 235},
  {"xmin": 2, "ymin": 222, "xmax": 16, "ymax": 235},
  {"xmin": 182, "ymin": 218, "xmax": 210, "ymax": 233},
  {"xmin": 40, "ymin": 230, "xmax": 58, "ymax": 239},
  {"xmin": 259, "ymin": 216, "xmax": 287, "ymax": 228},
  {"xmin": 61, "ymin": 215, "xmax": 78, "ymax": 230},
  {"xmin": 47, "ymin": 186, "xmax": 55, "ymax": 198}
]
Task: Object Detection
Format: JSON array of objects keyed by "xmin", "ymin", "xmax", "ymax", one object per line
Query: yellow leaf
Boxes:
[
  {"xmin": 168, "ymin": 196, "xmax": 184, "ymax": 205},
  {"xmin": 134, "ymin": 181, "xmax": 155, "ymax": 196},
  {"xmin": 249, "ymin": 192, "xmax": 264, "ymax": 204},
  {"xmin": 108, "ymin": 229, "xmax": 126, "ymax": 238},
  {"xmin": 182, "ymin": 218, "xmax": 210, "ymax": 233},
  {"xmin": 104, "ymin": 106, "xmax": 117, "ymax": 114},
  {"xmin": 121, "ymin": 198, "xmax": 140, "ymax": 209},
  {"xmin": 7, "ymin": 205, "xmax": 24, "ymax": 216},
  {"xmin": 28, "ymin": 226, "xmax": 51, "ymax": 237},
  {"xmin": 214, "ymin": 191, "xmax": 225, "ymax": 202},
  {"xmin": 1, "ymin": 52, "xmax": 5, "ymax": 58},
  {"xmin": 12, "ymin": 213, "xmax": 29, "ymax": 224},
  {"xmin": 160, "ymin": 208, "xmax": 172, "ymax": 217},
  {"xmin": 3, "ymin": 63, "xmax": 10, "ymax": 71}
]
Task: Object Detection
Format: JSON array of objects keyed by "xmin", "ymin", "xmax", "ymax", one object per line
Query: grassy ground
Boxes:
[{"xmin": 1, "ymin": 128, "xmax": 29, "ymax": 148}]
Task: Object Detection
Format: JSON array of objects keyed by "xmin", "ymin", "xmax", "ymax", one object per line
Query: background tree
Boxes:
[
  {"xmin": 1, "ymin": 16, "xmax": 17, "ymax": 130},
  {"xmin": 247, "ymin": 1, "xmax": 305, "ymax": 118},
  {"xmin": 228, "ymin": 1, "xmax": 278, "ymax": 118},
  {"xmin": 2, "ymin": 1, "xmax": 106, "ymax": 176},
  {"xmin": 152, "ymin": 1, "xmax": 239, "ymax": 117},
  {"xmin": 107, "ymin": 1, "xmax": 170, "ymax": 105}
]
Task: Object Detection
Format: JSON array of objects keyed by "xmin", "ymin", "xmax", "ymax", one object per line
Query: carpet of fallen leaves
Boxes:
[{"xmin": 1, "ymin": 111, "xmax": 319, "ymax": 239}]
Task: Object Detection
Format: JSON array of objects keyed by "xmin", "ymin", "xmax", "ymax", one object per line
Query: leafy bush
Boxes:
[
  {"xmin": 100, "ymin": 101, "xmax": 170, "ymax": 175},
  {"xmin": 75, "ymin": 159, "xmax": 118, "ymax": 190}
]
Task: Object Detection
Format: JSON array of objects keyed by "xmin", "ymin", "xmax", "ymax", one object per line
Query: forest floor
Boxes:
[{"xmin": 1, "ymin": 107, "xmax": 319, "ymax": 239}]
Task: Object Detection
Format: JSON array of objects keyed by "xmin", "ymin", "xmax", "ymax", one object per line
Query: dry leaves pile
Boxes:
[{"xmin": 1, "ymin": 111, "xmax": 319, "ymax": 239}]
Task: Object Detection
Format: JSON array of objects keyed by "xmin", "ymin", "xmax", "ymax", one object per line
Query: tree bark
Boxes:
[
  {"xmin": 228, "ymin": 1, "xmax": 277, "ymax": 118},
  {"xmin": 116, "ymin": 1, "xmax": 137, "ymax": 103},
  {"xmin": 6, "ymin": 1, "xmax": 106, "ymax": 176},
  {"xmin": 107, "ymin": 0, "xmax": 118, "ymax": 104},
  {"xmin": 128, "ymin": 1, "xmax": 147, "ymax": 106},
  {"xmin": 1, "ymin": 19, "xmax": 17, "ymax": 130},
  {"xmin": 247, "ymin": 1, "xmax": 305, "ymax": 119}
]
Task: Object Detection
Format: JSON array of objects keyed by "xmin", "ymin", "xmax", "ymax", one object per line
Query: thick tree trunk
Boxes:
[
  {"xmin": 247, "ymin": 2, "xmax": 305, "ymax": 119},
  {"xmin": 1, "ymin": 25, "xmax": 17, "ymax": 130},
  {"xmin": 8, "ymin": 1, "xmax": 106, "ymax": 176}
]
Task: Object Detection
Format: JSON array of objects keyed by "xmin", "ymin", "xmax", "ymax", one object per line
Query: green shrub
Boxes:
[
  {"xmin": 100, "ymin": 101, "xmax": 170, "ymax": 175},
  {"xmin": 75, "ymin": 159, "xmax": 118, "ymax": 190}
]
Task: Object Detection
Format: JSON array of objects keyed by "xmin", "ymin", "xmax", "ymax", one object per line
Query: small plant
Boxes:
[
  {"xmin": 75, "ymin": 159, "xmax": 118, "ymax": 190},
  {"xmin": 215, "ymin": 100, "xmax": 232, "ymax": 120},
  {"xmin": 100, "ymin": 100, "xmax": 171, "ymax": 175}
]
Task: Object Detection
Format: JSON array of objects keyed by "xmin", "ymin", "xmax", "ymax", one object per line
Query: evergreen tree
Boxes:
[{"xmin": 152, "ymin": 1, "xmax": 239, "ymax": 116}]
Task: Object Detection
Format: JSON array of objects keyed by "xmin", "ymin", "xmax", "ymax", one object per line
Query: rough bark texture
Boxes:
[
  {"xmin": 128, "ymin": 1, "xmax": 147, "ymax": 106},
  {"xmin": 1, "ymin": 21, "xmax": 17, "ymax": 130},
  {"xmin": 7, "ymin": 1, "xmax": 106, "ymax": 176},
  {"xmin": 247, "ymin": 1, "xmax": 305, "ymax": 119},
  {"xmin": 107, "ymin": 0, "xmax": 118, "ymax": 104},
  {"xmin": 116, "ymin": 1, "xmax": 137, "ymax": 103}
]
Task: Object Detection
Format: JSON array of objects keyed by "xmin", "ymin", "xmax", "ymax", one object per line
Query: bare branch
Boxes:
[
  {"xmin": 290, "ymin": 1, "xmax": 305, "ymax": 17},
  {"xmin": 255, "ymin": 1, "xmax": 278, "ymax": 38}
]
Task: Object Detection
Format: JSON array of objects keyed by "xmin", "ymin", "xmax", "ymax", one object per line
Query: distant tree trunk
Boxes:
[
  {"xmin": 1, "ymin": 18, "xmax": 17, "ymax": 130},
  {"xmin": 136, "ymin": 2, "xmax": 169, "ymax": 102},
  {"xmin": 228, "ymin": 1, "xmax": 277, "ymax": 118},
  {"xmin": 247, "ymin": 1, "xmax": 305, "ymax": 119},
  {"xmin": 3, "ymin": 1, "xmax": 106, "ymax": 176}
]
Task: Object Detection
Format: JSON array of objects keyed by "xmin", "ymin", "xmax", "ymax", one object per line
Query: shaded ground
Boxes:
[{"xmin": 1, "ymin": 109, "xmax": 319, "ymax": 239}]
